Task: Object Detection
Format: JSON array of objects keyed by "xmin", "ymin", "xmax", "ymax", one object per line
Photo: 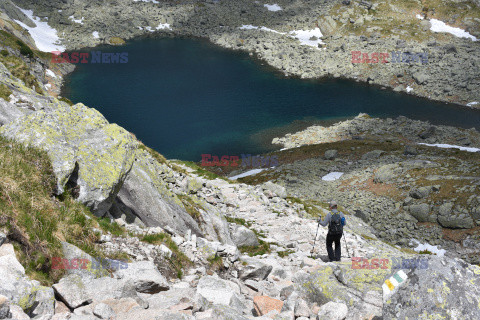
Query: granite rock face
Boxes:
[
  {"xmin": 0, "ymin": 244, "xmax": 55, "ymax": 319},
  {"xmin": 0, "ymin": 103, "xmax": 138, "ymax": 215},
  {"xmin": 383, "ymin": 256, "xmax": 480, "ymax": 319}
]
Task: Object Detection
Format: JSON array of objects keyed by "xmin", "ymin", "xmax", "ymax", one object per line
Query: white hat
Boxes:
[{"xmin": 330, "ymin": 200, "xmax": 337, "ymax": 208}]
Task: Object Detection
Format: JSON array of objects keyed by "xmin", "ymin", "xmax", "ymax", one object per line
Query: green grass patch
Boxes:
[
  {"xmin": 177, "ymin": 194, "xmax": 203, "ymax": 222},
  {"xmin": 105, "ymin": 250, "xmax": 131, "ymax": 262},
  {"xmin": 0, "ymin": 83, "xmax": 12, "ymax": 100},
  {"xmin": 16, "ymin": 40, "xmax": 33, "ymax": 58},
  {"xmin": 172, "ymin": 160, "xmax": 231, "ymax": 182},
  {"xmin": 225, "ymin": 216, "xmax": 252, "ymax": 228},
  {"xmin": 58, "ymin": 96, "xmax": 74, "ymax": 106},
  {"xmin": 0, "ymin": 136, "xmax": 108, "ymax": 286},
  {"xmin": 97, "ymin": 217, "xmax": 125, "ymax": 237},
  {"xmin": 207, "ymin": 254, "xmax": 224, "ymax": 272},
  {"xmin": 141, "ymin": 232, "xmax": 192, "ymax": 278},
  {"xmin": 0, "ymin": 54, "xmax": 43, "ymax": 94},
  {"xmin": 239, "ymin": 239, "xmax": 272, "ymax": 257},
  {"xmin": 418, "ymin": 249, "xmax": 433, "ymax": 255},
  {"xmin": 239, "ymin": 228, "xmax": 273, "ymax": 257},
  {"xmin": 109, "ymin": 37, "xmax": 125, "ymax": 45},
  {"xmin": 277, "ymin": 249, "xmax": 294, "ymax": 258},
  {"xmin": 0, "ymin": 30, "xmax": 50, "ymax": 61},
  {"xmin": 361, "ymin": 234, "xmax": 376, "ymax": 241},
  {"xmin": 138, "ymin": 143, "xmax": 167, "ymax": 164}
]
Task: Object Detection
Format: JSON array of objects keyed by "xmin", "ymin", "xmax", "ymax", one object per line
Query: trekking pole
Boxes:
[
  {"xmin": 311, "ymin": 221, "xmax": 320, "ymax": 256},
  {"xmin": 343, "ymin": 232, "xmax": 351, "ymax": 258}
]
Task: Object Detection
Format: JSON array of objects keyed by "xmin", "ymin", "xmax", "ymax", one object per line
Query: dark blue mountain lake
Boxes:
[{"xmin": 61, "ymin": 37, "xmax": 480, "ymax": 161}]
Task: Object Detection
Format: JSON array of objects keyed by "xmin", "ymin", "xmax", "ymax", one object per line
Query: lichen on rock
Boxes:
[{"xmin": 0, "ymin": 103, "xmax": 138, "ymax": 215}]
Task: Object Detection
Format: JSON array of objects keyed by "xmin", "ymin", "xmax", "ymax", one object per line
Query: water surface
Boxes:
[{"xmin": 62, "ymin": 37, "xmax": 480, "ymax": 161}]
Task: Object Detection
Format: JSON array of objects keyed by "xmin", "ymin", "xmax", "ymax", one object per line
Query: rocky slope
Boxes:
[
  {"xmin": 2, "ymin": 0, "xmax": 480, "ymax": 107},
  {"xmin": 235, "ymin": 113, "xmax": 480, "ymax": 264}
]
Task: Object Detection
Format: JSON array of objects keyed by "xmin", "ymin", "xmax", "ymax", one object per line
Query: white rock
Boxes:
[
  {"xmin": 159, "ymin": 244, "xmax": 173, "ymax": 258},
  {"xmin": 93, "ymin": 303, "xmax": 116, "ymax": 319},
  {"xmin": 114, "ymin": 260, "xmax": 169, "ymax": 293},
  {"xmin": 317, "ymin": 301, "xmax": 348, "ymax": 320}
]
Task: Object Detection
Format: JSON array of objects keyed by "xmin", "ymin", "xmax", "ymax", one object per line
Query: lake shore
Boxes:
[{"xmin": 6, "ymin": 0, "xmax": 480, "ymax": 109}]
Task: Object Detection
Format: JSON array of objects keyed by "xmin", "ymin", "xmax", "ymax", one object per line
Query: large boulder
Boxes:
[
  {"xmin": 113, "ymin": 260, "xmax": 169, "ymax": 294},
  {"xmin": 383, "ymin": 256, "xmax": 480, "ymax": 319},
  {"xmin": 0, "ymin": 0, "xmax": 37, "ymax": 28},
  {"xmin": 238, "ymin": 256, "xmax": 273, "ymax": 281},
  {"xmin": 0, "ymin": 98, "xmax": 25, "ymax": 126},
  {"xmin": 437, "ymin": 203, "xmax": 475, "ymax": 229},
  {"xmin": 0, "ymin": 244, "xmax": 54, "ymax": 318},
  {"xmin": 374, "ymin": 164, "xmax": 401, "ymax": 183},
  {"xmin": 324, "ymin": 149, "xmax": 338, "ymax": 160},
  {"xmin": 412, "ymin": 72, "xmax": 429, "ymax": 84},
  {"xmin": 195, "ymin": 305, "xmax": 250, "ymax": 320},
  {"xmin": 253, "ymin": 296, "xmax": 283, "ymax": 316},
  {"xmin": 361, "ymin": 150, "xmax": 385, "ymax": 160},
  {"xmin": 232, "ymin": 225, "xmax": 259, "ymax": 247},
  {"xmin": 0, "ymin": 103, "xmax": 138, "ymax": 215},
  {"xmin": 0, "ymin": 295, "xmax": 10, "ymax": 319},
  {"xmin": 318, "ymin": 16, "xmax": 337, "ymax": 36},
  {"xmin": 195, "ymin": 276, "xmax": 246, "ymax": 313},
  {"xmin": 408, "ymin": 203, "xmax": 436, "ymax": 222},
  {"xmin": 263, "ymin": 181, "xmax": 287, "ymax": 199},
  {"xmin": 110, "ymin": 149, "xmax": 233, "ymax": 244},
  {"xmin": 317, "ymin": 301, "xmax": 348, "ymax": 320},
  {"xmin": 294, "ymin": 264, "xmax": 384, "ymax": 318},
  {"xmin": 60, "ymin": 242, "xmax": 109, "ymax": 280},
  {"xmin": 111, "ymin": 149, "xmax": 199, "ymax": 232},
  {"xmin": 52, "ymin": 274, "xmax": 147, "ymax": 310}
]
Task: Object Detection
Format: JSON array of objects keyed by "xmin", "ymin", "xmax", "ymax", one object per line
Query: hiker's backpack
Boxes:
[{"xmin": 329, "ymin": 212, "xmax": 343, "ymax": 235}]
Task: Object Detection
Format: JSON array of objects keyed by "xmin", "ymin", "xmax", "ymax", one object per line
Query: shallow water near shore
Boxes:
[{"xmin": 62, "ymin": 37, "xmax": 480, "ymax": 161}]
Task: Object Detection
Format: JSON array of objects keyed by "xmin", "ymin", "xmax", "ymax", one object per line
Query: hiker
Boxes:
[{"xmin": 318, "ymin": 201, "xmax": 346, "ymax": 261}]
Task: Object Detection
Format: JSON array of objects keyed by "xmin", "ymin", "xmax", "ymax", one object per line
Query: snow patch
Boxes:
[
  {"xmin": 69, "ymin": 15, "xmax": 84, "ymax": 24},
  {"xmin": 466, "ymin": 101, "xmax": 479, "ymax": 107},
  {"xmin": 45, "ymin": 83, "xmax": 52, "ymax": 89},
  {"xmin": 156, "ymin": 23, "xmax": 172, "ymax": 30},
  {"xmin": 133, "ymin": 0, "xmax": 159, "ymax": 3},
  {"xmin": 418, "ymin": 143, "xmax": 480, "ymax": 153},
  {"xmin": 406, "ymin": 86, "xmax": 413, "ymax": 93},
  {"xmin": 239, "ymin": 25, "xmax": 281, "ymax": 34},
  {"xmin": 92, "ymin": 31, "xmax": 100, "ymax": 39},
  {"xmin": 410, "ymin": 239, "xmax": 446, "ymax": 257},
  {"xmin": 321, "ymin": 172, "xmax": 344, "ymax": 181},
  {"xmin": 13, "ymin": 6, "xmax": 65, "ymax": 52},
  {"xmin": 289, "ymin": 28, "xmax": 324, "ymax": 48},
  {"xmin": 46, "ymin": 69, "xmax": 56, "ymax": 78},
  {"xmin": 416, "ymin": 15, "xmax": 477, "ymax": 41},
  {"xmin": 264, "ymin": 4, "xmax": 282, "ymax": 11},
  {"xmin": 140, "ymin": 23, "xmax": 171, "ymax": 32},
  {"xmin": 239, "ymin": 25, "xmax": 324, "ymax": 48},
  {"xmin": 229, "ymin": 169, "xmax": 265, "ymax": 180}
]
